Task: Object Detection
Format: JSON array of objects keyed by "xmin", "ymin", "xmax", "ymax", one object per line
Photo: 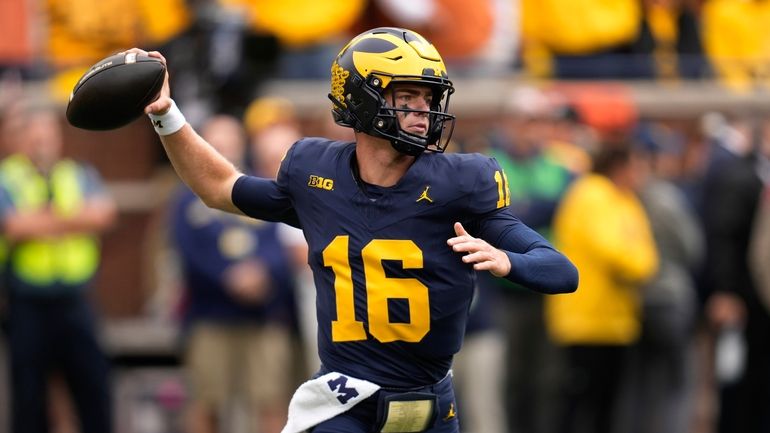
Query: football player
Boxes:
[{"xmin": 126, "ymin": 27, "xmax": 578, "ymax": 433}]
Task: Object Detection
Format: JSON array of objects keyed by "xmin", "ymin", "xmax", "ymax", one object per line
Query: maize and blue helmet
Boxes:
[{"xmin": 329, "ymin": 27, "xmax": 456, "ymax": 156}]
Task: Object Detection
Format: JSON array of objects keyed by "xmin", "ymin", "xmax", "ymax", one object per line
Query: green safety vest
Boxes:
[{"xmin": 0, "ymin": 154, "xmax": 100, "ymax": 290}]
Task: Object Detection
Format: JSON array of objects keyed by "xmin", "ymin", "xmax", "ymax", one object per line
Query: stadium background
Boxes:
[{"xmin": 1, "ymin": 0, "xmax": 770, "ymax": 432}]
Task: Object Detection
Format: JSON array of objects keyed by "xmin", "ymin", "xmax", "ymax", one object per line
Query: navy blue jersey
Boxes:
[{"xmin": 232, "ymin": 138, "xmax": 577, "ymax": 387}]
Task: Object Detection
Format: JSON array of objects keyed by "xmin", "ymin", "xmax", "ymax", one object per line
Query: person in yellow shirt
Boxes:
[
  {"xmin": 45, "ymin": 0, "xmax": 191, "ymax": 101},
  {"xmin": 702, "ymin": 0, "xmax": 770, "ymax": 92},
  {"xmin": 0, "ymin": 101, "xmax": 117, "ymax": 433},
  {"xmin": 546, "ymin": 141, "xmax": 658, "ymax": 433},
  {"xmin": 219, "ymin": 0, "xmax": 365, "ymax": 79},
  {"xmin": 520, "ymin": 0, "xmax": 648, "ymax": 78}
]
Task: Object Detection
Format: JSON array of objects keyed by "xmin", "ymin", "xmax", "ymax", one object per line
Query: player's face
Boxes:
[{"xmin": 387, "ymin": 84, "xmax": 433, "ymax": 137}]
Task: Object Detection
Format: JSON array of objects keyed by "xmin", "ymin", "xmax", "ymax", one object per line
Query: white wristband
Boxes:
[{"xmin": 148, "ymin": 100, "xmax": 186, "ymax": 136}]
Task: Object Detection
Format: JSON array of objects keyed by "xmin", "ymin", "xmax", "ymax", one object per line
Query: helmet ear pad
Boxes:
[
  {"xmin": 372, "ymin": 115, "xmax": 394, "ymax": 132},
  {"xmin": 330, "ymin": 74, "xmax": 383, "ymax": 133}
]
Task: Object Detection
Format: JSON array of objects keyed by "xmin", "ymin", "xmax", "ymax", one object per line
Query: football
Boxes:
[{"xmin": 66, "ymin": 52, "xmax": 166, "ymax": 131}]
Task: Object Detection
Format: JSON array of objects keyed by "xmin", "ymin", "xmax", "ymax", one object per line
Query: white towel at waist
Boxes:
[{"xmin": 281, "ymin": 371, "xmax": 381, "ymax": 433}]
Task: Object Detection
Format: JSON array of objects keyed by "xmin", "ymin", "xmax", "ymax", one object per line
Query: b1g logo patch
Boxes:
[{"xmin": 308, "ymin": 175, "xmax": 334, "ymax": 191}]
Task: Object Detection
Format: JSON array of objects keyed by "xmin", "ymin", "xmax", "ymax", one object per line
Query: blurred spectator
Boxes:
[
  {"xmin": 0, "ymin": 101, "xmax": 117, "ymax": 433},
  {"xmin": 539, "ymin": 94, "xmax": 595, "ymax": 176},
  {"xmin": 220, "ymin": 0, "xmax": 364, "ymax": 79},
  {"xmin": 491, "ymin": 87, "xmax": 577, "ymax": 234},
  {"xmin": 701, "ymin": 117, "xmax": 770, "ymax": 433},
  {"xmin": 520, "ymin": 0, "xmax": 709, "ymax": 80},
  {"xmin": 667, "ymin": 113, "xmax": 756, "ymax": 432},
  {"xmin": 456, "ymin": 86, "xmax": 577, "ymax": 433},
  {"xmin": 167, "ymin": 0, "xmax": 280, "ymax": 125},
  {"xmin": 702, "ymin": 0, "xmax": 770, "ymax": 92},
  {"xmin": 749, "ymin": 126, "xmax": 770, "ymax": 314},
  {"xmin": 750, "ymin": 192, "xmax": 770, "ymax": 305},
  {"xmin": 475, "ymin": 0, "xmax": 520, "ymax": 76},
  {"xmin": 451, "ymin": 278, "xmax": 508, "ymax": 433},
  {"xmin": 242, "ymin": 95, "xmax": 300, "ymax": 155},
  {"xmin": 748, "ymin": 139, "xmax": 770, "ymax": 433},
  {"xmin": 0, "ymin": 0, "xmax": 38, "ymax": 79},
  {"xmin": 681, "ymin": 114, "xmax": 754, "ymax": 303},
  {"xmin": 172, "ymin": 0, "xmax": 363, "ymax": 123},
  {"xmin": 617, "ymin": 123, "xmax": 704, "ymax": 433},
  {"xmin": 245, "ymin": 96, "xmax": 321, "ymax": 376},
  {"xmin": 451, "ymin": 97, "xmax": 512, "ymax": 432},
  {"xmin": 521, "ymin": 0, "xmax": 651, "ymax": 79},
  {"xmin": 44, "ymin": 0, "xmax": 191, "ymax": 102},
  {"xmin": 639, "ymin": 0, "xmax": 711, "ymax": 79},
  {"xmin": 546, "ymin": 141, "xmax": 659, "ymax": 433},
  {"xmin": 0, "ymin": 94, "xmax": 16, "ymax": 433},
  {"xmin": 169, "ymin": 115, "xmax": 295, "ymax": 433},
  {"xmin": 360, "ymin": 0, "xmax": 510, "ymax": 76},
  {"xmin": 561, "ymin": 84, "xmax": 639, "ymax": 143}
]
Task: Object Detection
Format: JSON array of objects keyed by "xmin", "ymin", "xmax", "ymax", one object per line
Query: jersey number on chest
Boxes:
[{"xmin": 323, "ymin": 235, "xmax": 430, "ymax": 343}]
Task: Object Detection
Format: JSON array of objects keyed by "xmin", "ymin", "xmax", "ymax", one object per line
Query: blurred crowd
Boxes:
[
  {"xmin": 2, "ymin": 0, "xmax": 770, "ymax": 121},
  {"xmin": 1, "ymin": 1, "xmax": 770, "ymax": 433}
]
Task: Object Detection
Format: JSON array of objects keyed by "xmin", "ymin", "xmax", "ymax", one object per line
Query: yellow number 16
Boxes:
[{"xmin": 322, "ymin": 235, "xmax": 430, "ymax": 343}]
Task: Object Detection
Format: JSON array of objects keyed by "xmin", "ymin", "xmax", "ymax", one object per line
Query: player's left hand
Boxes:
[{"xmin": 447, "ymin": 222, "xmax": 511, "ymax": 277}]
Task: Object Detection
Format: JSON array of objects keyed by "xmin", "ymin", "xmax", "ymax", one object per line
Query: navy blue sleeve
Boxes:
[
  {"xmin": 470, "ymin": 208, "xmax": 578, "ymax": 294},
  {"xmin": 231, "ymin": 176, "xmax": 300, "ymax": 227}
]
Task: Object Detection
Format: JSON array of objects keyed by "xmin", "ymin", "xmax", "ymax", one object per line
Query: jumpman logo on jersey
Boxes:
[
  {"xmin": 416, "ymin": 186, "xmax": 433, "ymax": 203},
  {"xmin": 443, "ymin": 402, "xmax": 456, "ymax": 421}
]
